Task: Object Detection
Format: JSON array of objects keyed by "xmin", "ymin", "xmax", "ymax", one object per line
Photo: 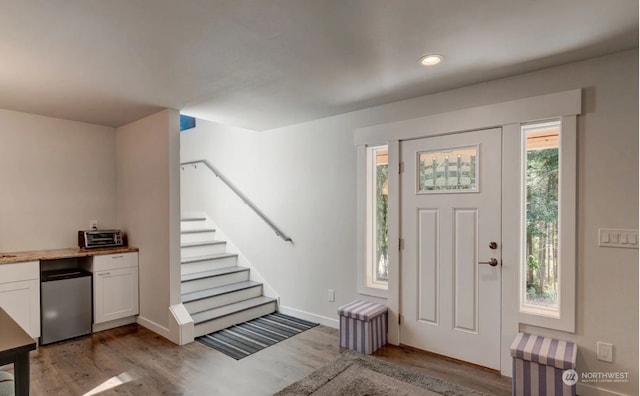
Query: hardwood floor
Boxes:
[
  {"xmin": 23, "ymin": 324, "xmax": 510, "ymax": 395},
  {"xmin": 373, "ymin": 345, "xmax": 511, "ymax": 395}
]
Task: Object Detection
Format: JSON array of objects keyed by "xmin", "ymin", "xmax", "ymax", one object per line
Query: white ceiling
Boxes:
[{"xmin": 0, "ymin": 1, "xmax": 637, "ymax": 131}]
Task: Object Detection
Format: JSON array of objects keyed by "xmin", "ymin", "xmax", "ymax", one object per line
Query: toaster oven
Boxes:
[{"xmin": 78, "ymin": 230, "xmax": 124, "ymax": 249}]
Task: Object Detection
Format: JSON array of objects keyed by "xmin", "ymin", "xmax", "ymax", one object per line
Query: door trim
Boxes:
[
  {"xmin": 355, "ymin": 89, "xmax": 580, "ymax": 145},
  {"xmin": 355, "ymin": 89, "xmax": 582, "ymax": 377}
]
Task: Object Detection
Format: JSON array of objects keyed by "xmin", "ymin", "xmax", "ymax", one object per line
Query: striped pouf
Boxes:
[
  {"xmin": 337, "ymin": 300, "xmax": 388, "ymax": 354},
  {"xmin": 0, "ymin": 371, "xmax": 14, "ymax": 396},
  {"xmin": 510, "ymin": 333, "xmax": 577, "ymax": 396}
]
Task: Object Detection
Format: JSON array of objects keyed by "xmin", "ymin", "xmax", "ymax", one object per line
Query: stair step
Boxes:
[
  {"xmin": 182, "ymin": 280, "xmax": 262, "ymax": 303},
  {"xmin": 181, "ymin": 240, "xmax": 227, "ymax": 258},
  {"xmin": 181, "ymin": 266, "xmax": 248, "ymax": 282},
  {"xmin": 183, "ymin": 281, "xmax": 263, "ymax": 314},
  {"xmin": 181, "ymin": 228, "xmax": 216, "ymax": 244},
  {"xmin": 181, "ymin": 217, "xmax": 207, "ymax": 222},
  {"xmin": 193, "ymin": 296, "xmax": 277, "ymax": 337},
  {"xmin": 181, "ymin": 228, "xmax": 216, "ymax": 234},
  {"xmin": 181, "ymin": 220, "xmax": 211, "ymax": 232},
  {"xmin": 182, "ymin": 253, "xmax": 237, "ymax": 264},
  {"xmin": 192, "ymin": 296, "xmax": 276, "ymax": 323},
  {"xmin": 181, "ymin": 253, "xmax": 238, "ymax": 274},
  {"xmin": 181, "ymin": 266, "xmax": 250, "ymax": 294},
  {"xmin": 181, "ymin": 240, "xmax": 225, "ymax": 248}
]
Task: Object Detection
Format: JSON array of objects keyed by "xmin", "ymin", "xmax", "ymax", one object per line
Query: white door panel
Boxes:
[{"xmin": 400, "ymin": 127, "xmax": 502, "ymax": 370}]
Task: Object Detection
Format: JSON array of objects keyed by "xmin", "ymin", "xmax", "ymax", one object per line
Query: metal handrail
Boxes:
[{"xmin": 181, "ymin": 159, "xmax": 293, "ymax": 243}]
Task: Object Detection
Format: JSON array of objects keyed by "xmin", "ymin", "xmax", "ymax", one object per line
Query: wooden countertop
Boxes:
[{"xmin": 0, "ymin": 246, "xmax": 138, "ymax": 265}]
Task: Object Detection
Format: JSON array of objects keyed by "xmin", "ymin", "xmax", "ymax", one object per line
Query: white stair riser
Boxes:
[
  {"xmin": 181, "ymin": 231, "xmax": 216, "ymax": 244},
  {"xmin": 193, "ymin": 302, "xmax": 277, "ymax": 337},
  {"xmin": 181, "ymin": 243, "xmax": 227, "ymax": 259},
  {"xmin": 181, "ymin": 256, "xmax": 238, "ymax": 274},
  {"xmin": 181, "ymin": 271, "xmax": 249, "ymax": 294},
  {"xmin": 180, "ymin": 220, "xmax": 208, "ymax": 231},
  {"xmin": 185, "ymin": 286, "xmax": 263, "ymax": 314}
]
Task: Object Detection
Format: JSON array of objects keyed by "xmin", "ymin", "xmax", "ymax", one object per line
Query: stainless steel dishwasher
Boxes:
[{"xmin": 41, "ymin": 268, "xmax": 92, "ymax": 345}]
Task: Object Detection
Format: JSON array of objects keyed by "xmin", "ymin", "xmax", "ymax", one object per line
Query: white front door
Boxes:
[{"xmin": 400, "ymin": 127, "xmax": 502, "ymax": 370}]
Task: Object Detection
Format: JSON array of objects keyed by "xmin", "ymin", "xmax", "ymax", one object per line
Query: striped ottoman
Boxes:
[
  {"xmin": 338, "ymin": 300, "xmax": 387, "ymax": 354},
  {"xmin": 510, "ymin": 333, "xmax": 577, "ymax": 396},
  {"xmin": 0, "ymin": 371, "xmax": 14, "ymax": 396}
]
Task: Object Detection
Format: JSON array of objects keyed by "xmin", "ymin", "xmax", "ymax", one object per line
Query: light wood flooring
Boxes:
[{"xmin": 21, "ymin": 324, "xmax": 510, "ymax": 395}]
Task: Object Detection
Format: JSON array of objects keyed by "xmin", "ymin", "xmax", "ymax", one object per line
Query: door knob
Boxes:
[
  {"xmin": 479, "ymin": 258, "xmax": 499, "ymax": 267},
  {"xmin": 489, "ymin": 242, "xmax": 498, "ymax": 249}
]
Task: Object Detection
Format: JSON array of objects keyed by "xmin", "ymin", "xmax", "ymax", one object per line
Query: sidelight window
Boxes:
[
  {"xmin": 503, "ymin": 116, "xmax": 577, "ymax": 332},
  {"xmin": 367, "ymin": 145, "xmax": 389, "ymax": 289},
  {"xmin": 522, "ymin": 121, "xmax": 560, "ymax": 312},
  {"xmin": 518, "ymin": 117, "xmax": 576, "ymax": 333}
]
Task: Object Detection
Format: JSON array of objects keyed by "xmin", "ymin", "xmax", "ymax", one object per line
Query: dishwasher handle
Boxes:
[{"xmin": 41, "ymin": 268, "xmax": 92, "ymax": 282}]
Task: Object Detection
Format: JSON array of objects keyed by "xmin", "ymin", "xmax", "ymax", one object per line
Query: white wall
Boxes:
[
  {"xmin": 116, "ymin": 109, "xmax": 182, "ymax": 339},
  {"xmin": 0, "ymin": 106, "xmax": 185, "ymax": 344},
  {"xmin": 181, "ymin": 119, "xmax": 360, "ymax": 327},
  {"xmin": 0, "ymin": 109, "xmax": 117, "ymax": 251},
  {"xmin": 182, "ymin": 49, "xmax": 638, "ymax": 395}
]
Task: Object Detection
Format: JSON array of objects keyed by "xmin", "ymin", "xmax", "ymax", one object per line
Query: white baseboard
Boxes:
[
  {"xmin": 137, "ymin": 307, "xmax": 194, "ymax": 346},
  {"xmin": 278, "ymin": 305, "xmax": 339, "ymax": 328},
  {"xmin": 92, "ymin": 316, "xmax": 137, "ymax": 333},
  {"xmin": 136, "ymin": 315, "xmax": 171, "ymax": 339},
  {"xmin": 577, "ymin": 383, "xmax": 631, "ymax": 396}
]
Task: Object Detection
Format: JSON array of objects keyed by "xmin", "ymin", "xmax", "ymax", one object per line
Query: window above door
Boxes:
[{"xmin": 417, "ymin": 146, "xmax": 479, "ymax": 193}]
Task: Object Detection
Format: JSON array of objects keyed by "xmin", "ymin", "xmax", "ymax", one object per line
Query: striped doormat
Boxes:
[{"xmin": 196, "ymin": 312, "xmax": 318, "ymax": 360}]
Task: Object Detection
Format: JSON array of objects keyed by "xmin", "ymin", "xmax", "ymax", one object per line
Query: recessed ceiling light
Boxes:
[{"xmin": 418, "ymin": 54, "xmax": 443, "ymax": 66}]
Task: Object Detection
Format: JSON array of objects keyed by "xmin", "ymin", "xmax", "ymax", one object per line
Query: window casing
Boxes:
[
  {"xmin": 521, "ymin": 121, "xmax": 560, "ymax": 315},
  {"xmin": 518, "ymin": 117, "xmax": 576, "ymax": 332},
  {"xmin": 366, "ymin": 145, "xmax": 389, "ymax": 290}
]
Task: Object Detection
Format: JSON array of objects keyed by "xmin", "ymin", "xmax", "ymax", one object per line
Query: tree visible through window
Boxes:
[
  {"xmin": 375, "ymin": 148, "xmax": 389, "ymax": 282},
  {"xmin": 524, "ymin": 123, "xmax": 560, "ymax": 308}
]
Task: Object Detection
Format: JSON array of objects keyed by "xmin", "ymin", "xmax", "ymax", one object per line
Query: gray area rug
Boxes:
[{"xmin": 275, "ymin": 350, "xmax": 491, "ymax": 396}]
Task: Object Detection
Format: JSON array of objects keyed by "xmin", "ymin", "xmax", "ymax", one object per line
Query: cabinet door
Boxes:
[
  {"xmin": 94, "ymin": 267, "xmax": 139, "ymax": 324},
  {"xmin": 0, "ymin": 279, "xmax": 40, "ymax": 338}
]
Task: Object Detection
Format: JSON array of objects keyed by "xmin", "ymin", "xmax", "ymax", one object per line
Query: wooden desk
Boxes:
[{"xmin": 0, "ymin": 306, "xmax": 36, "ymax": 396}]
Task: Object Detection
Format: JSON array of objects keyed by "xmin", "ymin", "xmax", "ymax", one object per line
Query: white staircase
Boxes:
[{"xmin": 181, "ymin": 216, "xmax": 277, "ymax": 337}]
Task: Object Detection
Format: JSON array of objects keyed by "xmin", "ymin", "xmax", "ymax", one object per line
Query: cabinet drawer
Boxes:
[
  {"xmin": 0, "ymin": 261, "xmax": 39, "ymax": 283},
  {"xmin": 93, "ymin": 252, "xmax": 138, "ymax": 272}
]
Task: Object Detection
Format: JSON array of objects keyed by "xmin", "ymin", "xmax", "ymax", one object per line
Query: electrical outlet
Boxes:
[
  {"xmin": 327, "ymin": 289, "xmax": 335, "ymax": 302},
  {"xmin": 89, "ymin": 220, "xmax": 98, "ymax": 230},
  {"xmin": 597, "ymin": 341, "xmax": 613, "ymax": 363}
]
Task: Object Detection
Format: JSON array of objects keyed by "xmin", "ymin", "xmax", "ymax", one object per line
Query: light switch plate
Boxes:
[{"xmin": 598, "ymin": 228, "xmax": 638, "ymax": 249}]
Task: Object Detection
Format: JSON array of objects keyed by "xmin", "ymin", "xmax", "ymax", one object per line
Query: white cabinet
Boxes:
[
  {"xmin": 93, "ymin": 252, "xmax": 139, "ymax": 324},
  {"xmin": 0, "ymin": 261, "xmax": 40, "ymax": 338}
]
